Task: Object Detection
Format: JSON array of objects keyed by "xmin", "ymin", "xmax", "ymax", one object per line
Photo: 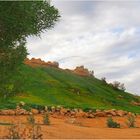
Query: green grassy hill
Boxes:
[{"xmin": 1, "ymin": 64, "xmax": 140, "ymax": 113}]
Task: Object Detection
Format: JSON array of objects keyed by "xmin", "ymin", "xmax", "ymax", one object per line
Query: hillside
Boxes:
[{"xmin": 0, "ymin": 63, "xmax": 140, "ymax": 113}]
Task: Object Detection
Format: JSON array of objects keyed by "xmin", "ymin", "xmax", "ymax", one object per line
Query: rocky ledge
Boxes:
[{"xmin": 0, "ymin": 104, "xmax": 135, "ymax": 118}]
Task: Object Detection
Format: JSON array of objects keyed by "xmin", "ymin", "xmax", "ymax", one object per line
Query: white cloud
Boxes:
[{"xmin": 26, "ymin": 1, "xmax": 140, "ymax": 95}]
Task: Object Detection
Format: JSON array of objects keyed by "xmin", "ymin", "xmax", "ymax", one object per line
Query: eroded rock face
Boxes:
[
  {"xmin": 24, "ymin": 58, "xmax": 59, "ymax": 68},
  {"xmin": 73, "ymin": 66, "xmax": 92, "ymax": 77}
]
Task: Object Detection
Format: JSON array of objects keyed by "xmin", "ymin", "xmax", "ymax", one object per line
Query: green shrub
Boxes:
[
  {"xmin": 43, "ymin": 113, "xmax": 50, "ymax": 125},
  {"xmin": 126, "ymin": 115, "xmax": 136, "ymax": 128},
  {"xmin": 107, "ymin": 117, "xmax": 120, "ymax": 128}
]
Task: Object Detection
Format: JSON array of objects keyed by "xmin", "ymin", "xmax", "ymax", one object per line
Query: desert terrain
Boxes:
[{"xmin": 0, "ymin": 115, "xmax": 140, "ymax": 139}]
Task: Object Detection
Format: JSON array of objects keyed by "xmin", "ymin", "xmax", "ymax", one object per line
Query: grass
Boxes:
[{"xmin": 0, "ymin": 64, "xmax": 140, "ymax": 113}]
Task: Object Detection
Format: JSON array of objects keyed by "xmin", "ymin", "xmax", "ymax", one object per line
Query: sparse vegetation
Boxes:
[
  {"xmin": 107, "ymin": 117, "xmax": 120, "ymax": 128},
  {"xmin": 43, "ymin": 113, "xmax": 50, "ymax": 125},
  {"xmin": 27, "ymin": 114, "xmax": 35, "ymax": 124},
  {"xmin": 5, "ymin": 124, "xmax": 43, "ymax": 139},
  {"xmin": 126, "ymin": 115, "xmax": 136, "ymax": 128}
]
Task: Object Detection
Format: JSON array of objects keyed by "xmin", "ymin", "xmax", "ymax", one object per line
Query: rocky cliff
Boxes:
[{"xmin": 24, "ymin": 58, "xmax": 93, "ymax": 77}]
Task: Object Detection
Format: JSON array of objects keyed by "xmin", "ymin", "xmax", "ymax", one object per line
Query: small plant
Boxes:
[
  {"xmin": 5, "ymin": 124, "xmax": 43, "ymax": 139},
  {"xmin": 43, "ymin": 113, "xmax": 50, "ymax": 125},
  {"xmin": 126, "ymin": 115, "xmax": 136, "ymax": 128},
  {"xmin": 107, "ymin": 117, "xmax": 120, "ymax": 128},
  {"xmin": 27, "ymin": 114, "xmax": 35, "ymax": 124}
]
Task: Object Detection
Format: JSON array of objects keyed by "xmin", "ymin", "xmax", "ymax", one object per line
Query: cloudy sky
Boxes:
[{"xmin": 26, "ymin": 1, "xmax": 140, "ymax": 95}]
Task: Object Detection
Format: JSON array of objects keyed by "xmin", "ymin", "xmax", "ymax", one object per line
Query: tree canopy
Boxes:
[{"xmin": 0, "ymin": 1, "xmax": 60, "ymax": 98}]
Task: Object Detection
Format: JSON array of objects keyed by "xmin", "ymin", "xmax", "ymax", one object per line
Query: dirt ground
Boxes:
[{"xmin": 0, "ymin": 114, "xmax": 140, "ymax": 139}]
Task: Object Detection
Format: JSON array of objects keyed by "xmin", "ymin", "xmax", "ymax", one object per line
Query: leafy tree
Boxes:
[
  {"xmin": 110, "ymin": 81, "xmax": 126, "ymax": 92},
  {"xmin": 0, "ymin": 1, "xmax": 60, "ymax": 98}
]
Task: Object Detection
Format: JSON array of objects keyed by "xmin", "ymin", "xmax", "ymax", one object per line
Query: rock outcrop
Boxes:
[
  {"xmin": 73, "ymin": 66, "xmax": 93, "ymax": 77},
  {"xmin": 24, "ymin": 58, "xmax": 59, "ymax": 68},
  {"xmin": 24, "ymin": 58, "xmax": 94, "ymax": 77}
]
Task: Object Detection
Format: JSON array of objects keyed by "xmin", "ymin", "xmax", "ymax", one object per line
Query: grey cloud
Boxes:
[{"xmin": 26, "ymin": 1, "xmax": 140, "ymax": 95}]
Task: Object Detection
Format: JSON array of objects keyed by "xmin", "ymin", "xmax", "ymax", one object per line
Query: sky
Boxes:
[{"xmin": 26, "ymin": 1, "xmax": 140, "ymax": 95}]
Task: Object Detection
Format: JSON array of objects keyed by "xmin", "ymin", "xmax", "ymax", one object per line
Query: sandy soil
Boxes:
[{"xmin": 0, "ymin": 115, "xmax": 140, "ymax": 139}]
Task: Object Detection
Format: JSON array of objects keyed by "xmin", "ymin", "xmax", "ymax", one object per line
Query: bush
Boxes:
[
  {"xmin": 126, "ymin": 115, "xmax": 136, "ymax": 128},
  {"xmin": 107, "ymin": 117, "xmax": 120, "ymax": 128},
  {"xmin": 43, "ymin": 113, "xmax": 50, "ymax": 125}
]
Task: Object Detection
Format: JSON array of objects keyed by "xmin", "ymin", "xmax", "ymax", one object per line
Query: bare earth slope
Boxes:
[{"xmin": 0, "ymin": 115, "xmax": 140, "ymax": 139}]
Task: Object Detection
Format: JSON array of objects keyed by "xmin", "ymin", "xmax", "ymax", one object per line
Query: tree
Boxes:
[
  {"xmin": 101, "ymin": 77, "xmax": 107, "ymax": 84},
  {"xmin": 112, "ymin": 81, "xmax": 121, "ymax": 90},
  {"xmin": 119, "ymin": 83, "xmax": 126, "ymax": 92},
  {"xmin": 111, "ymin": 81, "xmax": 126, "ymax": 92},
  {"xmin": 0, "ymin": 1, "xmax": 60, "ymax": 98}
]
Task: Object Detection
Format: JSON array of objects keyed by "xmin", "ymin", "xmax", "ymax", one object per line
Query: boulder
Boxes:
[
  {"xmin": 127, "ymin": 112, "xmax": 135, "ymax": 117},
  {"xmin": 16, "ymin": 105, "xmax": 21, "ymax": 110},
  {"xmin": 56, "ymin": 106, "xmax": 61, "ymax": 112},
  {"xmin": 73, "ymin": 108, "xmax": 78, "ymax": 113},
  {"xmin": 40, "ymin": 110, "xmax": 45, "ymax": 114},
  {"xmin": 104, "ymin": 110, "xmax": 116, "ymax": 116},
  {"xmin": 16, "ymin": 109, "xmax": 28, "ymax": 115},
  {"xmin": 60, "ymin": 108, "xmax": 68, "ymax": 115},
  {"xmin": 88, "ymin": 110, "xmax": 93, "ymax": 113},
  {"xmin": 116, "ymin": 110, "xmax": 127, "ymax": 117},
  {"xmin": 70, "ymin": 111, "xmax": 76, "ymax": 116},
  {"xmin": 51, "ymin": 106, "xmax": 56, "ymax": 113},
  {"xmin": 75, "ymin": 110, "xmax": 87, "ymax": 118},
  {"xmin": 87, "ymin": 113, "xmax": 95, "ymax": 118},
  {"xmin": 44, "ymin": 106, "xmax": 48, "ymax": 112},
  {"xmin": 18, "ymin": 101, "xmax": 25, "ymax": 107},
  {"xmin": 96, "ymin": 109, "xmax": 101, "ymax": 112},
  {"xmin": 95, "ymin": 112, "xmax": 106, "ymax": 117},
  {"xmin": 31, "ymin": 109, "xmax": 39, "ymax": 114}
]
